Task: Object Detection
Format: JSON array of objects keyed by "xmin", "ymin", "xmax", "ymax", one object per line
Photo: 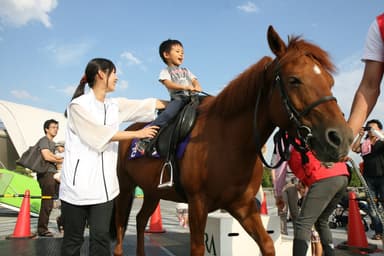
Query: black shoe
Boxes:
[
  {"xmin": 56, "ymin": 216, "xmax": 64, "ymax": 233},
  {"xmin": 38, "ymin": 231, "xmax": 54, "ymax": 237},
  {"xmin": 136, "ymin": 139, "xmax": 150, "ymax": 154}
]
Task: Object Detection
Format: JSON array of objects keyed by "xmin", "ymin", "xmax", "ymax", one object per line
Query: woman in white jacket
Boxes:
[{"xmin": 60, "ymin": 58, "xmax": 166, "ymax": 256}]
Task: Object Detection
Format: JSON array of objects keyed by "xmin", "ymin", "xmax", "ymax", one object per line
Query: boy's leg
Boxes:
[
  {"xmin": 151, "ymin": 99, "xmax": 186, "ymax": 127},
  {"xmin": 136, "ymin": 99, "xmax": 187, "ymax": 153},
  {"xmin": 279, "ymin": 191, "xmax": 289, "ymax": 235}
]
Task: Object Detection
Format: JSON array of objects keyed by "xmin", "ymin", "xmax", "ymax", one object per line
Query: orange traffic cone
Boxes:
[
  {"xmin": 145, "ymin": 203, "xmax": 166, "ymax": 233},
  {"xmin": 337, "ymin": 191, "xmax": 379, "ymax": 253},
  {"xmin": 6, "ymin": 190, "xmax": 36, "ymax": 239},
  {"xmin": 260, "ymin": 192, "xmax": 268, "ymax": 215}
]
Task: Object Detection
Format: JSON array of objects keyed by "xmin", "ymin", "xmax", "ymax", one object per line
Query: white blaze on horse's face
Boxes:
[{"xmin": 313, "ymin": 64, "xmax": 321, "ymax": 75}]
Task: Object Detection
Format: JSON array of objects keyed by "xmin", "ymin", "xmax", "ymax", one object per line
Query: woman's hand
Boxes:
[{"xmin": 138, "ymin": 126, "xmax": 159, "ymax": 139}]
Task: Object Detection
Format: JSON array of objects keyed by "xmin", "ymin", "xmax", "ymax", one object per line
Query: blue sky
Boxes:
[{"xmin": 0, "ymin": 0, "xmax": 383, "ymax": 160}]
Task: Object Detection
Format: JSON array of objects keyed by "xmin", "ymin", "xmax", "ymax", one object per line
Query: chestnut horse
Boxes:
[{"xmin": 112, "ymin": 26, "xmax": 353, "ymax": 256}]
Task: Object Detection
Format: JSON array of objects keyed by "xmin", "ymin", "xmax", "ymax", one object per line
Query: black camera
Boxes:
[{"xmin": 363, "ymin": 126, "xmax": 371, "ymax": 131}]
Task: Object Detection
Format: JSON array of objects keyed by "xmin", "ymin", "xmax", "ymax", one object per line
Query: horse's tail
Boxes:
[{"xmin": 109, "ymin": 203, "xmax": 116, "ymax": 240}]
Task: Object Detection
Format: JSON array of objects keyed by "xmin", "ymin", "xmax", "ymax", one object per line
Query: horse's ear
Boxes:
[{"xmin": 267, "ymin": 25, "xmax": 287, "ymax": 58}]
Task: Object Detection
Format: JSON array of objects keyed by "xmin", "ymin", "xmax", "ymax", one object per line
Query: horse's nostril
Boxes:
[{"xmin": 327, "ymin": 130, "xmax": 341, "ymax": 147}]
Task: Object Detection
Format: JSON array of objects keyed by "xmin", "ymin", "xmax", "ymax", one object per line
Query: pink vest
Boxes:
[{"xmin": 288, "ymin": 148, "xmax": 349, "ymax": 187}]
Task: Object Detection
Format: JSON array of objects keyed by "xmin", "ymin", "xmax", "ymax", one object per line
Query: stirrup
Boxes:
[{"xmin": 158, "ymin": 161, "xmax": 173, "ymax": 188}]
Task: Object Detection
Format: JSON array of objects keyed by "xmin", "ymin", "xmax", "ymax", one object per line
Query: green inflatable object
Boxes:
[{"xmin": 0, "ymin": 168, "xmax": 41, "ymax": 215}]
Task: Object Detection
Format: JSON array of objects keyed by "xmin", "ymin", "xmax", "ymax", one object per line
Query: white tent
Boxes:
[{"xmin": 0, "ymin": 100, "xmax": 67, "ymax": 158}]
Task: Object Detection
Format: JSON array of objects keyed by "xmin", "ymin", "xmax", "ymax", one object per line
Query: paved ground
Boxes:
[{"xmin": 0, "ymin": 190, "xmax": 383, "ymax": 255}]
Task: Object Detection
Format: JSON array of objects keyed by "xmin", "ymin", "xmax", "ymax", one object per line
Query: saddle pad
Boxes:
[{"xmin": 128, "ymin": 136, "xmax": 190, "ymax": 160}]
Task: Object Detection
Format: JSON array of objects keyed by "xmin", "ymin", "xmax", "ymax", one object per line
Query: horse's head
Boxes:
[{"xmin": 265, "ymin": 25, "xmax": 353, "ymax": 162}]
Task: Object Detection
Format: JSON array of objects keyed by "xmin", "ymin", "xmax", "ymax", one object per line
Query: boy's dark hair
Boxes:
[
  {"xmin": 159, "ymin": 39, "xmax": 183, "ymax": 64},
  {"xmin": 43, "ymin": 119, "xmax": 58, "ymax": 134},
  {"xmin": 366, "ymin": 119, "xmax": 383, "ymax": 129}
]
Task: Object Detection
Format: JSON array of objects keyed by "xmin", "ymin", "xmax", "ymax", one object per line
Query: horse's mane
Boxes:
[
  {"xmin": 285, "ymin": 35, "xmax": 335, "ymax": 74},
  {"xmin": 201, "ymin": 36, "xmax": 335, "ymax": 117},
  {"xmin": 201, "ymin": 56, "xmax": 273, "ymax": 117}
]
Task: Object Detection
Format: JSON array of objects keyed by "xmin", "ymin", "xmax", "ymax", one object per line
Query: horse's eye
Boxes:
[{"xmin": 288, "ymin": 77, "xmax": 301, "ymax": 87}]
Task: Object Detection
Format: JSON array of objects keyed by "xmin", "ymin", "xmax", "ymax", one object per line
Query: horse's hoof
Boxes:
[{"xmin": 113, "ymin": 248, "xmax": 123, "ymax": 256}]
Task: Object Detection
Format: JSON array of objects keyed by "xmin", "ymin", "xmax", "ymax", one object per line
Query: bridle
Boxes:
[
  {"xmin": 274, "ymin": 74, "xmax": 336, "ymax": 145},
  {"xmin": 255, "ymin": 59, "xmax": 337, "ymax": 169}
]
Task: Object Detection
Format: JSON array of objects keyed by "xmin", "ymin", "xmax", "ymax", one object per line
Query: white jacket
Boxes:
[{"xmin": 60, "ymin": 90, "xmax": 157, "ymax": 205}]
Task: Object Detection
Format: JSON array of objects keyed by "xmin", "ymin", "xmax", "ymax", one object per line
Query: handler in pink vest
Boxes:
[
  {"xmin": 348, "ymin": 13, "xmax": 384, "ymax": 136},
  {"xmin": 273, "ymin": 139, "xmax": 349, "ymax": 256}
]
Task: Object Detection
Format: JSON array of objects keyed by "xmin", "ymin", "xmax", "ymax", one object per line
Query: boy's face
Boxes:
[
  {"xmin": 56, "ymin": 146, "xmax": 64, "ymax": 153},
  {"xmin": 164, "ymin": 44, "xmax": 184, "ymax": 66}
]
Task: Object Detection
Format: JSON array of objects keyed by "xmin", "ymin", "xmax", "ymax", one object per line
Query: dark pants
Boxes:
[
  {"xmin": 61, "ymin": 200, "xmax": 114, "ymax": 256},
  {"xmin": 364, "ymin": 176, "xmax": 384, "ymax": 235},
  {"xmin": 37, "ymin": 172, "xmax": 58, "ymax": 234},
  {"xmin": 293, "ymin": 175, "xmax": 348, "ymax": 256},
  {"xmin": 151, "ymin": 98, "xmax": 188, "ymax": 127}
]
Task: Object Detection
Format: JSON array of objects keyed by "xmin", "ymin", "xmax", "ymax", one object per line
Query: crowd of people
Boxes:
[{"xmin": 23, "ymin": 12, "xmax": 384, "ymax": 256}]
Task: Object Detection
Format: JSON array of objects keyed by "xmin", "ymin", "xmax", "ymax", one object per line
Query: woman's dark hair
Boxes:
[
  {"xmin": 65, "ymin": 58, "xmax": 116, "ymax": 117},
  {"xmin": 159, "ymin": 39, "xmax": 183, "ymax": 64}
]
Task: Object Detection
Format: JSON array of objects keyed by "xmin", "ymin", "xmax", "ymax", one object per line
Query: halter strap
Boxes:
[
  {"xmin": 255, "ymin": 65, "xmax": 336, "ymax": 168},
  {"xmin": 275, "ymin": 75, "xmax": 337, "ymax": 124}
]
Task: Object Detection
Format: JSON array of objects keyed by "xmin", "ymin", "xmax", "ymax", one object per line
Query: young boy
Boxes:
[
  {"xmin": 54, "ymin": 141, "xmax": 65, "ymax": 183},
  {"xmin": 136, "ymin": 39, "xmax": 202, "ymax": 153},
  {"xmin": 176, "ymin": 202, "xmax": 189, "ymax": 228}
]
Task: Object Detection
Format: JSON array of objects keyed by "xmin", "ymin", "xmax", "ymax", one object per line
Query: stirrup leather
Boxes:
[{"xmin": 158, "ymin": 161, "xmax": 173, "ymax": 188}]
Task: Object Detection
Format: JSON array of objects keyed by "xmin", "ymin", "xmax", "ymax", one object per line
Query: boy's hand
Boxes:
[
  {"xmin": 188, "ymin": 85, "xmax": 202, "ymax": 93},
  {"xmin": 275, "ymin": 195, "xmax": 285, "ymax": 210}
]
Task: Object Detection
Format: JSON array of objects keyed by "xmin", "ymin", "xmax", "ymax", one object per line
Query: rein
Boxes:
[{"xmin": 254, "ymin": 61, "xmax": 336, "ymax": 169}]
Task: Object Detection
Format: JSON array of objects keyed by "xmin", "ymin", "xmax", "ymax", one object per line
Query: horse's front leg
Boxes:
[
  {"xmin": 136, "ymin": 197, "xmax": 160, "ymax": 256},
  {"xmin": 188, "ymin": 196, "xmax": 209, "ymax": 256},
  {"xmin": 228, "ymin": 198, "xmax": 275, "ymax": 256}
]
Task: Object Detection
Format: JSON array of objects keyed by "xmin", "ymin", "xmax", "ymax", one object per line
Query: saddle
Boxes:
[{"xmin": 146, "ymin": 94, "xmax": 201, "ymax": 188}]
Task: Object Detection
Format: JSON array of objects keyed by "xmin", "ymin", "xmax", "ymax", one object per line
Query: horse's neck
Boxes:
[{"xmin": 209, "ymin": 57, "xmax": 272, "ymax": 119}]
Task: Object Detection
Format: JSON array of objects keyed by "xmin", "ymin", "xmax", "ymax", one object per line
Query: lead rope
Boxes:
[{"xmin": 348, "ymin": 158, "xmax": 384, "ymax": 247}]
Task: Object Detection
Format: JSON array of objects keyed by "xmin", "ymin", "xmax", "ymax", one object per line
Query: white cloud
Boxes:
[
  {"xmin": 0, "ymin": 0, "xmax": 58, "ymax": 28},
  {"xmin": 10, "ymin": 89, "xmax": 38, "ymax": 100},
  {"xmin": 333, "ymin": 64, "xmax": 363, "ymax": 115},
  {"xmin": 59, "ymin": 85, "xmax": 76, "ymax": 96},
  {"xmin": 334, "ymin": 57, "xmax": 384, "ymax": 125},
  {"xmin": 121, "ymin": 51, "xmax": 142, "ymax": 65},
  {"xmin": 118, "ymin": 80, "xmax": 129, "ymax": 90},
  {"xmin": 116, "ymin": 62, "xmax": 124, "ymax": 76},
  {"xmin": 120, "ymin": 51, "xmax": 147, "ymax": 71},
  {"xmin": 45, "ymin": 42, "xmax": 91, "ymax": 65},
  {"xmin": 237, "ymin": 2, "xmax": 259, "ymax": 13},
  {"xmin": 48, "ymin": 84, "xmax": 77, "ymax": 96}
]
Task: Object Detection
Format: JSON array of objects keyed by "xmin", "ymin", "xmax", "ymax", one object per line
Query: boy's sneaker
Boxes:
[{"xmin": 135, "ymin": 139, "xmax": 150, "ymax": 154}]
